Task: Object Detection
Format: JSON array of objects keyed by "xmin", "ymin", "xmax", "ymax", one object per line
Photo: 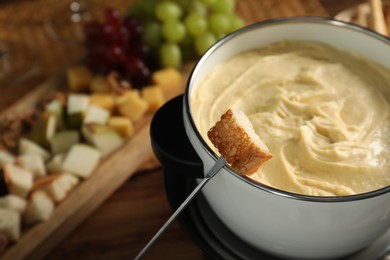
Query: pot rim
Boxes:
[{"xmin": 184, "ymin": 16, "xmax": 390, "ymax": 203}]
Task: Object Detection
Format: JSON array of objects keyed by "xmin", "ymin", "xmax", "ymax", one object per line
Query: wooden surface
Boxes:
[{"xmin": 0, "ymin": 0, "xmax": 367, "ymax": 259}]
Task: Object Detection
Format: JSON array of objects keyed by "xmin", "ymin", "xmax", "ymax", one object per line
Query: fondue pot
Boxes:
[{"xmin": 151, "ymin": 17, "xmax": 390, "ymax": 259}]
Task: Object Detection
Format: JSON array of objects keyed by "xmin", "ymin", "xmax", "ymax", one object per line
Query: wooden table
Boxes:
[{"xmin": 0, "ymin": 0, "xmax": 367, "ymax": 259}]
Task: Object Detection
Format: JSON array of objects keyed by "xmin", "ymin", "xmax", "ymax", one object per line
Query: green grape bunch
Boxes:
[{"xmin": 127, "ymin": 0, "xmax": 245, "ymax": 68}]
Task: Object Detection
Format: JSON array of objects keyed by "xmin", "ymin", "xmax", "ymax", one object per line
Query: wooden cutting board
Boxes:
[{"xmin": 0, "ymin": 0, "xmax": 328, "ymax": 259}]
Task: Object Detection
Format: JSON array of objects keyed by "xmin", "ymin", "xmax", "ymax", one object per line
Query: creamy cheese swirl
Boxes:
[{"xmin": 191, "ymin": 41, "xmax": 390, "ymax": 196}]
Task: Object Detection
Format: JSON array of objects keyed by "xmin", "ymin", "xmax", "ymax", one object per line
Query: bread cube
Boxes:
[
  {"xmin": 62, "ymin": 144, "xmax": 100, "ymax": 178},
  {"xmin": 152, "ymin": 67, "xmax": 181, "ymax": 94},
  {"xmin": 141, "ymin": 85, "xmax": 165, "ymax": 112},
  {"xmin": 3, "ymin": 163, "xmax": 33, "ymax": 198},
  {"xmin": 116, "ymin": 90, "xmax": 148, "ymax": 122},
  {"xmin": 24, "ymin": 190, "xmax": 54, "ymax": 225},
  {"xmin": 107, "ymin": 117, "xmax": 134, "ymax": 137},
  {"xmin": 45, "ymin": 153, "xmax": 65, "ymax": 174},
  {"xmin": 34, "ymin": 173, "xmax": 79, "ymax": 203},
  {"xmin": 19, "ymin": 138, "xmax": 51, "ymax": 161},
  {"xmin": 0, "ymin": 208, "xmax": 20, "ymax": 241},
  {"xmin": 67, "ymin": 65, "xmax": 93, "ymax": 92},
  {"xmin": 0, "ymin": 194, "xmax": 27, "ymax": 213},
  {"xmin": 0, "ymin": 150, "xmax": 15, "ymax": 168},
  {"xmin": 16, "ymin": 153, "xmax": 46, "ymax": 178}
]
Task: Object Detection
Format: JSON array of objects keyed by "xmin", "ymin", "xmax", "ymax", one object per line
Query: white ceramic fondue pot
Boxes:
[{"xmin": 182, "ymin": 17, "xmax": 390, "ymax": 259}]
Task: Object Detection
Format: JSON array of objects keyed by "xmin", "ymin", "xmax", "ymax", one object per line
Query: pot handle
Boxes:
[{"xmin": 150, "ymin": 95, "xmax": 204, "ymax": 178}]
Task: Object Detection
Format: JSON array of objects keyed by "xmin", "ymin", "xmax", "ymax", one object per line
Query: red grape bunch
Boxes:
[{"xmin": 83, "ymin": 8, "xmax": 152, "ymax": 87}]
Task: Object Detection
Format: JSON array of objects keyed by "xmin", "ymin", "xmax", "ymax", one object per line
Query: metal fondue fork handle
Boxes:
[{"xmin": 135, "ymin": 157, "xmax": 227, "ymax": 260}]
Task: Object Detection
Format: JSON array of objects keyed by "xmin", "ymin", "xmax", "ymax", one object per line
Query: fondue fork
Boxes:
[{"xmin": 135, "ymin": 157, "xmax": 227, "ymax": 260}]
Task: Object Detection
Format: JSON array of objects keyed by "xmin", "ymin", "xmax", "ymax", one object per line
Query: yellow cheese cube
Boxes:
[
  {"xmin": 89, "ymin": 94, "xmax": 115, "ymax": 112},
  {"xmin": 116, "ymin": 90, "xmax": 148, "ymax": 122},
  {"xmin": 90, "ymin": 75, "xmax": 110, "ymax": 93},
  {"xmin": 142, "ymin": 86, "xmax": 165, "ymax": 112},
  {"xmin": 152, "ymin": 67, "xmax": 181, "ymax": 94},
  {"xmin": 67, "ymin": 65, "xmax": 93, "ymax": 92},
  {"xmin": 108, "ymin": 116, "xmax": 134, "ymax": 137}
]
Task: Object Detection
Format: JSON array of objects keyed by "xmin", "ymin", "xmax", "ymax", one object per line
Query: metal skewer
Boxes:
[{"xmin": 135, "ymin": 157, "xmax": 227, "ymax": 260}]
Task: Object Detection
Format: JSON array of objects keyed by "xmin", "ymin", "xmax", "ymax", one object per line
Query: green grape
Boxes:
[
  {"xmin": 229, "ymin": 15, "xmax": 245, "ymax": 33},
  {"xmin": 162, "ymin": 20, "xmax": 186, "ymax": 42},
  {"xmin": 195, "ymin": 32, "xmax": 217, "ymax": 56},
  {"xmin": 211, "ymin": 0, "xmax": 235, "ymax": 14},
  {"xmin": 208, "ymin": 13, "xmax": 231, "ymax": 34},
  {"xmin": 127, "ymin": 0, "xmax": 159, "ymax": 20},
  {"xmin": 175, "ymin": 0, "xmax": 192, "ymax": 9},
  {"xmin": 199, "ymin": 0, "xmax": 216, "ymax": 7},
  {"xmin": 142, "ymin": 21, "xmax": 162, "ymax": 48},
  {"xmin": 155, "ymin": 1, "xmax": 183, "ymax": 21},
  {"xmin": 189, "ymin": 1, "xmax": 208, "ymax": 16},
  {"xmin": 159, "ymin": 42, "xmax": 182, "ymax": 67},
  {"xmin": 185, "ymin": 13, "xmax": 208, "ymax": 36}
]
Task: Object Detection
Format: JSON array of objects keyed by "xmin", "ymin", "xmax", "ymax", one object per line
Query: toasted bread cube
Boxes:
[
  {"xmin": 0, "ymin": 208, "xmax": 20, "ymax": 241},
  {"xmin": 24, "ymin": 190, "xmax": 54, "ymax": 225},
  {"xmin": 89, "ymin": 93, "xmax": 115, "ymax": 112},
  {"xmin": 3, "ymin": 163, "xmax": 33, "ymax": 198},
  {"xmin": 62, "ymin": 144, "xmax": 100, "ymax": 178},
  {"xmin": 141, "ymin": 86, "xmax": 165, "ymax": 112},
  {"xmin": 107, "ymin": 117, "xmax": 134, "ymax": 137},
  {"xmin": 0, "ymin": 195, "xmax": 27, "ymax": 213},
  {"xmin": 67, "ymin": 65, "xmax": 93, "ymax": 92},
  {"xmin": 34, "ymin": 173, "xmax": 79, "ymax": 203},
  {"xmin": 116, "ymin": 90, "xmax": 148, "ymax": 122},
  {"xmin": 152, "ymin": 67, "xmax": 181, "ymax": 94},
  {"xmin": 90, "ymin": 75, "xmax": 110, "ymax": 93},
  {"xmin": 207, "ymin": 108, "xmax": 272, "ymax": 176},
  {"xmin": 0, "ymin": 150, "xmax": 15, "ymax": 168},
  {"xmin": 16, "ymin": 153, "xmax": 46, "ymax": 178}
]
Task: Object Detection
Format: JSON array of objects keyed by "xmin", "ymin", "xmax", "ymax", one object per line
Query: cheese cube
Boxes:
[
  {"xmin": 89, "ymin": 94, "xmax": 115, "ymax": 111},
  {"xmin": 141, "ymin": 85, "xmax": 165, "ymax": 112},
  {"xmin": 90, "ymin": 75, "xmax": 110, "ymax": 93},
  {"xmin": 116, "ymin": 90, "xmax": 148, "ymax": 122},
  {"xmin": 152, "ymin": 67, "xmax": 181, "ymax": 94},
  {"xmin": 67, "ymin": 65, "xmax": 93, "ymax": 92},
  {"xmin": 107, "ymin": 117, "xmax": 134, "ymax": 137}
]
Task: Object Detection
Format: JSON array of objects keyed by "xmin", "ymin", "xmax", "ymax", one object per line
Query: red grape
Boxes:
[{"xmin": 105, "ymin": 8, "xmax": 122, "ymax": 28}]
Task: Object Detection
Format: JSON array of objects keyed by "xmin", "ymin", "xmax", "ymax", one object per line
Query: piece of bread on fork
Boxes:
[{"xmin": 207, "ymin": 108, "xmax": 272, "ymax": 176}]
